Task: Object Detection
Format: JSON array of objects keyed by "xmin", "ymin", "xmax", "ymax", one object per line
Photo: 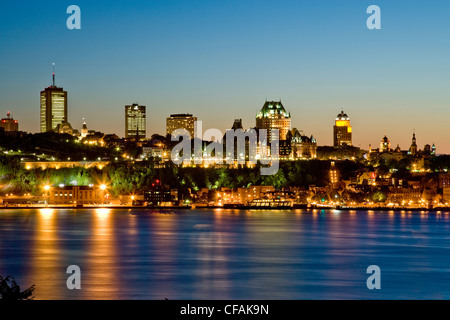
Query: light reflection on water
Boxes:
[{"xmin": 1, "ymin": 208, "xmax": 450, "ymax": 299}]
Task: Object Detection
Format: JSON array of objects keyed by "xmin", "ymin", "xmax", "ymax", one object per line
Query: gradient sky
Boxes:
[{"xmin": 0, "ymin": 0, "xmax": 449, "ymax": 152}]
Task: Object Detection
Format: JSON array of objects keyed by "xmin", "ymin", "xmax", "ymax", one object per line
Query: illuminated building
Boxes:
[
  {"xmin": 285, "ymin": 128, "xmax": 317, "ymax": 159},
  {"xmin": 333, "ymin": 110, "xmax": 352, "ymax": 147},
  {"xmin": 223, "ymin": 119, "xmax": 250, "ymax": 162},
  {"xmin": 0, "ymin": 112, "xmax": 18, "ymax": 132},
  {"xmin": 142, "ymin": 147, "xmax": 171, "ymax": 161},
  {"xmin": 438, "ymin": 173, "xmax": 450, "ymax": 189},
  {"xmin": 256, "ymin": 101, "xmax": 291, "ymax": 144},
  {"xmin": 125, "ymin": 103, "xmax": 146, "ymax": 140},
  {"xmin": 380, "ymin": 135, "xmax": 391, "ymax": 152},
  {"xmin": 408, "ymin": 132, "xmax": 417, "ymax": 155},
  {"xmin": 40, "ymin": 66, "xmax": 68, "ymax": 132},
  {"xmin": 330, "ymin": 161, "xmax": 338, "ymax": 185},
  {"xmin": 166, "ymin": 114, "xmax": 197, "ymax": 137},
  {"xmin": 55, "ymin": 121, "xmax": 74, "ymax": 135},
  {"xmin": 48, "ymin": 185, "xmax": 106, "ymax": 205},
  {"xmin": 144, "ymin": 181, "xmax": 173, "ymax": 206},
  {"xmin": 80, "ymin": 118, "xmax": 88, "ymax": 138}
]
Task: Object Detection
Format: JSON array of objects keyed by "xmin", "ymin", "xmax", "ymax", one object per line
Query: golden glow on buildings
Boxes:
[
  {"xmin": 166, "ymin": 113, "xmax": 197, "ymax": 138},
  {"xmin": 40, "ymin": 86, "xmax": 67, "ymax": 132},
  {"xmin": 333, "ymin": 110, "xmax": 352, "ymax": 147},
  {"xmin": 256, "ymin": 101, "xmax": 291, "ymax": 143}
]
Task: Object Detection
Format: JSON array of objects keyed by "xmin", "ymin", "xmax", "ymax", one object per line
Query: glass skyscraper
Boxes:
[{"xmin": 40, "ymin": 71, "xmax": 67, "ymax": 133}]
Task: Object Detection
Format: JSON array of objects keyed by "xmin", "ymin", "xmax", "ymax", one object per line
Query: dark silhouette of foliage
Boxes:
[{"xmin": 0, "ymin": 275, "xmax": 35, "ymax": 300}]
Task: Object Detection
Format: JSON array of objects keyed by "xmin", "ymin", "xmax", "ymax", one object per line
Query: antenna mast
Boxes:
[{"xmin": 52, "ymin": 63, "xmax": 55, "ymax": 87}]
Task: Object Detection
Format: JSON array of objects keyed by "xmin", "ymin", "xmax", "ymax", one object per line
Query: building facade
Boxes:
[
  {"xmin": 166, "ymin": 113, "xmax": 197, "ymax": 137},
  {"xmin": 256, "ymin": 101, "xmax": 291, "ymax": 144},
  {"xmin": 80, "ymin": 119, "xmax": 88, "ymax": 138},
  {"xmin": 0, "ymin": 112, "xmax": 18, "ymax": 132},
  {"xmin": 333, "ymin": 110, "xmax": 352, "ymax": 147},
  {"xmin": 408, "ymin": 132, "xmax": 418, "ymax": 155},
  {"xmin": 144, "ymin": 183, "xmax": 173, "ymax": 206},
  {"xmin": 48, "ymin": 185, "xmax": 105, "ymax": 205},
  {"xmin": 287, "ymin": 128, "xmax": 317, "ymax": 159},
  {"xmin": 40, "ymin": 72, "xmax": 68, "ymax": 133},
  {"xmin": 125, "ymin": 104, "xmax": 146, "ymax": 140}
]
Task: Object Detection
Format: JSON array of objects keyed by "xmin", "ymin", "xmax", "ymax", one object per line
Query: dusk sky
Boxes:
[{"xmin": 0, "ymin": 0, "xmax": 449, "ymax": 152}]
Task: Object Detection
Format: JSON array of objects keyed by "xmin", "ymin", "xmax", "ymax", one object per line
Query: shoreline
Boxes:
[{"xmin": 1, "ymin": 205, "xmax": 450, "ymax": 212}]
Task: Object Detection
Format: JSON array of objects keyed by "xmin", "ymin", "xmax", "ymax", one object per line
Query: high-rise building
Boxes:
[
  {"xmin": 125, "ymin": 104, "xmax": 146, "ymax": 140},
  {"xmin": 40, "ymin": 66, "xmax": 68, "ymax": 132},
  {"xmin": 333, "ymin": 110, "xmax": 352, "ymax": 147},
  {"xmin": 0, "ymin": 112, "xmax": 19, "ymax": 132},
  {"xmin": 256, "ymin": 101, "xmax": 291, "ymax": 144},
  {"xmin": 166, "ymin": 114, "xmax": 197, "ymax": 137}
]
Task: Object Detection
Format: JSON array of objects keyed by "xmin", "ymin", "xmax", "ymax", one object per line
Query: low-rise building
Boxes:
[{"xmin": 48, "ymin": 185, "xmax": 106, "ymax": 205}]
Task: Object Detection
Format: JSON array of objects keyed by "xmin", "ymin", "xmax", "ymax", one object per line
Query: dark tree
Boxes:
[{"xmin": 0, "ymin": 275, "xmax": 35, "ymax": 300}]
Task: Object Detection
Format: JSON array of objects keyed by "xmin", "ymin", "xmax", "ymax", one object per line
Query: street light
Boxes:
[{"xmin": 43, "ymin": 185, "xmax": 51, "ymax": 206}]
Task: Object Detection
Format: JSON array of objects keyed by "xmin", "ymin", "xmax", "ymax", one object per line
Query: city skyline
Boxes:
[
  {"xmin": 0, "ymin": 70, "xmax": 442, "ymax": 154},
  {"xmin": 1, "ymin": 1, "xmax": 449, "ymax": 151}
]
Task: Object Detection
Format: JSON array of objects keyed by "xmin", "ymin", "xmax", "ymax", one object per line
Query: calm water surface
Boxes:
[{"xmin": 1, "ymin": 208, "xmax": 450, "ymax": 299}]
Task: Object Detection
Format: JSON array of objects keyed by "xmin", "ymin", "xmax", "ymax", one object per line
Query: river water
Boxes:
[{"xmin": 1, "ymin": 208, "xmax": 450, "ymax": 299}]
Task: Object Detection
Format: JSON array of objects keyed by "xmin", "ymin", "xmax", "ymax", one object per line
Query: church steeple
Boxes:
[{"xmin": 409, "ymin": 131, "xmax": 417, "ymax": 156}]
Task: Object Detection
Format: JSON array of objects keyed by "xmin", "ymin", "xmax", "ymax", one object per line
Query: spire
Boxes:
[
  {"xmin": 52, "ymin": 63, "xmax": 55, "ymax": 87},
  {"xmin": 7, "ymin": 111, "xmax": 10, "ymax": 119}
]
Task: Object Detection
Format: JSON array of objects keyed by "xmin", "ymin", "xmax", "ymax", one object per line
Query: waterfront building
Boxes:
[
  {"xmin": 333, "ymin": 110, "xmax": 352, "ymax": 147},
  {"xmin": 387, "ymin": 184, "xmax": 421, "ymax": 204},
  {"xmin": 256, "ymin": 101, "xmax": 291, "ymax": 144},
  {"xmin": 125, "ymin": 103, "xmax": 146, "ymax": 140},
  {"xmin": 48, "ymin": 185, "xmax": 106, "ymax": 205},
  {"xmin": 0, "ymin": 112, "xmax": 18, "ymax": 132},
  {"xmin": 40, "ymin": 67, "xmax": 68, "ymax": 132},
  {"xmin": 144, "ymin": 182, "xmax": 173, "ymax": 206},
  {"xmin": 166, "ymin": 113, "xmax": 197, "ymax": 138}
]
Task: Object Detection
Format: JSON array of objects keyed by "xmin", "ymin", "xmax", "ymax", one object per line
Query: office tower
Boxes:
[
  {"xmin": 166, "ymin": 114, "xmax": 197, "ymax": 137},
  {"xmin": 40, "ymin": 66, "xmax": 68, "ymax": 132},
  {"xmin": 256, "ymin": 101, "xmax": 291, "ymax": 144},
  {"xmin": 333, "ymin": 110, "xmax": 352, "ymax": 147},
  {"xmin": 0, "ymin": 112, "xmax": 19, "ymax": 132},
  {"xmin": 125, "ymin": 103, "xmax": 146, "ymax": 140}
]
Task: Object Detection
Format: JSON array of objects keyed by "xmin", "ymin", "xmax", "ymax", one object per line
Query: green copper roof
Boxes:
[{"xmin": 256, "ymin": 101, "xmax": 290, "ymax": 119}]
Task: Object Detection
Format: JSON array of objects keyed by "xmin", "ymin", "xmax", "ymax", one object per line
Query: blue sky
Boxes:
[{"xmin": 0, "ymin": 0, "xmax": 449, "ymax": 151}]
